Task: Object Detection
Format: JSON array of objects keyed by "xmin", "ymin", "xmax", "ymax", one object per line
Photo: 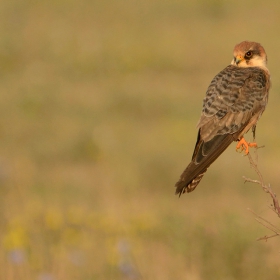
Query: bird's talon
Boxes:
[{"xmin": 236, "ymin": 137, "xmax": 257, "ymax": 155}]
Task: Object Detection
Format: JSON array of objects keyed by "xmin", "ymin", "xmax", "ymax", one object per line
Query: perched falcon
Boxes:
[{"xmin": 175, "ymin": 41, "xmax": 270, "ymax": 196}]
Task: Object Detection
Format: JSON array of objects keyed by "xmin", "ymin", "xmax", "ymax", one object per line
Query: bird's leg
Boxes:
[
  {"xmin": 236, "ymin": 137, "xmax": 257, "ymax": 155},
  {"xmin": 252, "ymin": 125, "xmax": 256, "ymax": 141}
]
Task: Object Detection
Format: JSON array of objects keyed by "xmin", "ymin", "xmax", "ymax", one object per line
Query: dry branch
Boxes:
[
  {"xmin": 243, "ymin": 152, "xmax": 280, "ymax": 240},
  {"xmin": 247, "ymin": 208, "xmax": 280, "ymax": 241}
]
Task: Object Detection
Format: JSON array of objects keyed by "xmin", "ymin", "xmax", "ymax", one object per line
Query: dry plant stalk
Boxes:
[{"xmin": 243, "ymin": 152, "xmax": 280, "ymax": 241}]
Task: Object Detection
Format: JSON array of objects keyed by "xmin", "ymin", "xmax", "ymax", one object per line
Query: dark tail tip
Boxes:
[
  {"xmin": 174, "ymin": 180, "xmax": 187, "ymax": 197},
  {"xmin": 174, "ymin": 169, "xmax": 207, "ymax": 196}
]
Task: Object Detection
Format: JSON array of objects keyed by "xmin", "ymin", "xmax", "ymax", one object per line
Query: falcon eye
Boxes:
[{"xmin": 245, "ymin": 51, "xmax": 253, "ymax": 59}]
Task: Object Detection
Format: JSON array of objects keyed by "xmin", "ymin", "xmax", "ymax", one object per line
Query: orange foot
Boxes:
[{"xmin": 236, "ymin": 137, "xmax": 257, "ymax": 155}]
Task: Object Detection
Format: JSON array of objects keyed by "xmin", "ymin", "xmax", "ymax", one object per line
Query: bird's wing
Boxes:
[
  {"xmin": 198, "ymin": 65, "xmax": 269, "ymax": 142},
  {"xmin": 175, "ymin": 65, "xmax": 269, "ymax": 195}
]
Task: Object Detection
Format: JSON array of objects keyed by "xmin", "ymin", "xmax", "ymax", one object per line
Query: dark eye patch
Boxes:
[{"xmin": 245, "ymin": 51, "xmax": 253, "ymax": 59}]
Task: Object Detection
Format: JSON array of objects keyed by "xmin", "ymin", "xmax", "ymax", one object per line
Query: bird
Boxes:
[{"xmin": 175, "ymin": 41, "xmax": 271, "ymax": 196}]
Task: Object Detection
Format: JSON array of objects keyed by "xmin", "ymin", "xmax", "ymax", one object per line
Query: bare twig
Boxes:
[
  {"xmin": 248, "ymin": 208, "xmax": 280, "ymax": 241},
  {"xmin": 248, "ymin": 208, "xmax": 280, "ymax": 232},
  {"xmin": 243, "ymin": 151, "xmax": 280, "ymax": 241},
  {"xmin": 257, "ymin": 234, "xmax": 279, "ymax": 242},
  {"xmin": 244, "ymin": 153, "xmax": 280, "ymax": 218}
]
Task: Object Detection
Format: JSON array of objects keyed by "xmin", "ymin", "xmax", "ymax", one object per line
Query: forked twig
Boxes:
[
  {"xmin": 243, "ymin": 153, "xmax": 280, "ymax": 217},
  {"xmin": 243, "ymin": 152, "xmax": 280, "ymax": 241},
  {"xmin": 247, "ymin": 208, "xmax": 280, "ymax": 241}
]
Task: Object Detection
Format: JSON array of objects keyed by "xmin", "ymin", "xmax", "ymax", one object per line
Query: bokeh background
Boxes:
[{"xmin": 1, "ymin": 0, "xmax": 280, "ymax": 279}]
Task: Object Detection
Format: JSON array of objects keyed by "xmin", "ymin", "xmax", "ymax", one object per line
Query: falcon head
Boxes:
[{"xmin": 231, "ymin": 41, "xmax": 267, "ymax": 68}]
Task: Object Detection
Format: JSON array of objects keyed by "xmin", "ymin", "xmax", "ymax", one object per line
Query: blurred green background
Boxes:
[{"xmin": 1, "ymin": 0, "xmax": 280, "ymax": 279}]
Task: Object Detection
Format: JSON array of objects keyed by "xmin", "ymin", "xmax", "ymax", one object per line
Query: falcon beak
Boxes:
[{"xmin": 233, "ymin": 55, "xmax": 244, "ymax": 66}]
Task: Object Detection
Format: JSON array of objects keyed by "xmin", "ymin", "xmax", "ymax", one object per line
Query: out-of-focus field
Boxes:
[{"xmin": 1, "ymin": 0, "xmax": 280, "ymax": 279}]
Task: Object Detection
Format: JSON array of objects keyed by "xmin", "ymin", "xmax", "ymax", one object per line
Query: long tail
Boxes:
[{"xmin": 175, "ymin": 132, "xmax": 235, "ymax": 196}]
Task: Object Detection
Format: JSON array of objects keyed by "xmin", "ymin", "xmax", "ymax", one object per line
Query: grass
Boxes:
[{"xmin": 1, "ymin": 0, "xmax": 280, "ymax": 279}]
